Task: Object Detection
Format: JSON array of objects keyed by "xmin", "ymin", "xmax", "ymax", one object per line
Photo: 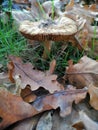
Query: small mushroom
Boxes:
[{"xmin": 19, "ymin": 16, "xmax": 82, "ymax": 58}]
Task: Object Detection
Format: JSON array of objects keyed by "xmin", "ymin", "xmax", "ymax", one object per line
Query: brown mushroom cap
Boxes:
[{"xmin": 19, "ymin": 17, "xmax": 78, "ymax": 41}]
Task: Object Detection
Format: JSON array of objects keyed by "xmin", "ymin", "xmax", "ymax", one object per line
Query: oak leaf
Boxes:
[
  {"xmin": 66, "ymin": 56, "xmax": 98, "ymax": 89},
  {"xmin": 8, "ymin": 56, "xmax": 63, "ymax": 93},
  {"xmin": 0, "ymin": 86, "xmax": 87, "ymax": 129},
  {"xmin": 0, "ymin": 88, "xmax": 39, "ymax": 130},
  {"xmin": 32, "ymin": 86, "xmax": 87, "ymax": 117}
]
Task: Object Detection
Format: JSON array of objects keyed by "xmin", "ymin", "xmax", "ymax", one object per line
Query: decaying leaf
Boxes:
[
  {"xmin": 66, "ymin": 56, "xmax": 98, "ymax": 89},
  {"xmin": 36, "ymin": 111, "xmax": 53, "ymax": 130},
  {"xmin": 36, "ymin": 110, "xmax": 76, "ymax": 130},
  {"xmin": 8, "ymin": 56, "xmax": 63, "ymax": 93},
  {"xmin": 32, "ymin": 86, "xmax": 87, "ymax": 117},
  {"xmin": 47, "ymin": 59, "xmax": 56, "ymax": 75},
  {"xmin": 52, "ymin": 111, "xmax": 76, "ymax": 130},
  {"xmin": 12, "ymin": 116, "xmax": 39, "ymax": 130},
  {"xmin": 21, "ymin": 86, "xmax": 37, "ymax": 103},
  {"xmin": 12, "ymin": 10, "xmax": 32, "ymax": 25},
  {"xmin": 88, "ymin": 84, "xmax": 98, "ymax": 110},
  {"xmin": 0, "ymin": 86, "xmax": 87, "ymax": 129},
  {"xmin": 13, "ymin": 0, "xmax": 29, "ymax": 4},
  {"xmin": 76, "ymin": 101, "xmax": 98, "ymax": 121},
  {"xmin": 64, "ymin": 1, "xmax": 98, "ymax": 54},
  {"xmin": 0, "ymin": 72, "xmax": 9, "ymax": 85},
  {"xmin": 72, "ymin": 122, "xmax": 85, "ymax": 130},
  {"xmin": 65, "ymin": 0, "xmax": 74, "ymax": 11},
  {"xmin": 74, "ymin": 111, "xmax": 98, "ymax": 130},
  {"xmin": 0, "ymin": 87, "xmax": 38, "ymax": 130},
  {"xmin": 75, "ymin": 24, "xmax": 98, "ymax": 55}
]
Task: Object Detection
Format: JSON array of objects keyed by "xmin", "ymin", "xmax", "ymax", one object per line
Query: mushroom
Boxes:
[{"xmin": 19, "ymin": 16, "xmax": 82, "ymax": 58}]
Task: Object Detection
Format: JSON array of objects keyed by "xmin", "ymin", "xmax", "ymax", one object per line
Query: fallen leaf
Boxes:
[
  {"xmin": 0, "ymin": 72, "xmax": 9, "ymax": 85},
  {"xmin": 84, "ymin": 4, "xmax": 98, "ymax": 11},
  {"xmin": 21, "ymin": 86, "xmax": 37, "ymax": 103},
  {"xmin": 70, "ymin": 108, "xmax": 98, "ymax": 130},
  {"xmin": 78, "ymin": 111, "xmax": 98, "ymax": 130},
  {"xmin": 12, "ymin": 115, "xmax": 39, "ymax": 130},
  {"xmin": 75, "ymin": 25, "xmax": 98, "ymax": 55},
  {"xmin": 88, "ymin": 84, "xmax": 98, "ymax": 110},
  {"xmin": 8, "ymin": 56, "xmax": 63, "ymax": 93},
  {"xmin": 52, "ymin": 111, "xmax": 76, "ymax": 130},
  {"xmin": 66, "ymin": 56, "xmax": 98, "ymax": 89},
  {"xmin": 32, "ymin": 86, "xmax": 87, "ymax": 117},
  {"xmin": 47, "ymin": 59, "xmax": 56, "ymax": 75},
  {"xmin": 12, "ymin": 10, "xmax": 33, "ymax": 25},
  {"xmin": 0, "ymin": 87, "xmax": 87, "ymax": 129},
  {"xmin": 72, "ymin": 122, "xmax": 85, "ymax": 130},
  {"xmin": 66, "ymin": 0, "xmax": 74, "ymax": 11},
  {"xmin": 0, "ymin": 87, "xmax": 38, "ymax": 130},
  {"xmin": 36, "ymin": 111, "xmax": 53, "ymax": 130},
  {"xmin": 65, "ymin": 1, "xmax": 98, "ymax": 54},
  {"xmin": 13, "ymin": 0, "xmax": 29, "ymax": 4},
  {"xmin": 76, "ymin": 101, "xmax": 98, "ymax": 121},
  {"xmin": 7, "ymin": 61, "xmax": 15, "ymax": 83},
  {"xmin": 52, "ymin": 106, "xmax": 98, "ymax": 130}
]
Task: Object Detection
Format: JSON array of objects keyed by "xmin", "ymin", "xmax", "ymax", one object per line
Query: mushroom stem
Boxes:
[{"xmin": 42, "ymin": 40, "xmax": 52, "ymax": 59}]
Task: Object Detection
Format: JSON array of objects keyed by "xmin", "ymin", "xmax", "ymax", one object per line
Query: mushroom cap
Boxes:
[{"xmin": 19, "ymin": 17, "xmax": 78, "ymax": 41}]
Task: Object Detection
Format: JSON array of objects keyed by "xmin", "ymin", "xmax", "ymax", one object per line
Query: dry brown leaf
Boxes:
[
  {"xmin": 36, "ymin": 110, "xmax": 76, "ymax": 130},
  {"xmin": 13, "ymin": 0, "xmax": 29, "ymax": 4},
  {"xmin": 66, "ymin": 56, "xmax": 98, "ymax": 89},
  {"xmin": 21, "ymin": 86, "xmax": 37, "ymax": 103},
  {"xmin": 52, "ymin": 109, "xmax": 98, "ymax": 130},
  {"xmin": 75, "ymin": 24, "xmax": 98, "ymax": 55},
  {"xmin": 12, "ymin": 116, "xmax": 39, "ymax": 130},
  {"xmin": 65, "ymin": 0, "xmax": 74, "ymax": 11},
  {"xmin": 84, "ymin": 4, "xmax": 98, "ymax": 11},
  {"xmin": 77, "ymin": 111, "xmax": 98, "ymax": 130},
  {"xmin": 36, "ymin": 111, "xmax": 53, "ymax": 130},
  {"xmin": 52, "ymin": 111, "xmax": 76, "ymax": 130},
  {"xmin": 65, "ymin": 2, "xmax": 98, "ymax": 54},
  {"xmin": 76, "ymin": 101, "xmax": 98, "ymax": 121},
  {"xmin": 7, "ymin": 61, "xmax": 15, "ymax": 83},
  {"xmin": 88, "ymin": 84, "xmax": 98, "ymax": 110},
  {"xmin": 72, "ymin": 122, "xmax": 85, "ymax": 130},
  {"xmin": 0, "ymin": 72, "xmax": 9, "ymax": 85},
  {"xmin": 32, "ymin": 87, "xmax": 87, "ymax": 117},
  {"xmin": 0, "ymin": 86, "xmax": 87, "ymax": 129},
  {"xmin": 31, "ymin": 0, "xmax": 47, "ymax": 20},
  {"xmin": 75, "ymin": 27, "xmax": 90, "ymax": 50},
  {"xmin": 8, "ymin": 56, "xmax": 63, "ymax": 93},
  {"xmin": 0, "ymin": 87, "xmax": 39, "ymax": 130},
  {"xmin": 47, "ymin": 59, "xmax": 56, "ymax": 75}
]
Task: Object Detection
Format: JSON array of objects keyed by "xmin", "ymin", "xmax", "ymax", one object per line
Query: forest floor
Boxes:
[{"xmin": 0, "ymin": 0, "xmax": 98, "ymax": 130}]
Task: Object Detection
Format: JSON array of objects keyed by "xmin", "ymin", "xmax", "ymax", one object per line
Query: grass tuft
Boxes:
[{"xmin": 0, "ymin": 20, "xmax": 27, "ymax": 66}]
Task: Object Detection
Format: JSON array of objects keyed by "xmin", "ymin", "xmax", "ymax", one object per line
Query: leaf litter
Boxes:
[{"xmin": 0, "ymin": 0, "xmax": 98, "ymax": 130}]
